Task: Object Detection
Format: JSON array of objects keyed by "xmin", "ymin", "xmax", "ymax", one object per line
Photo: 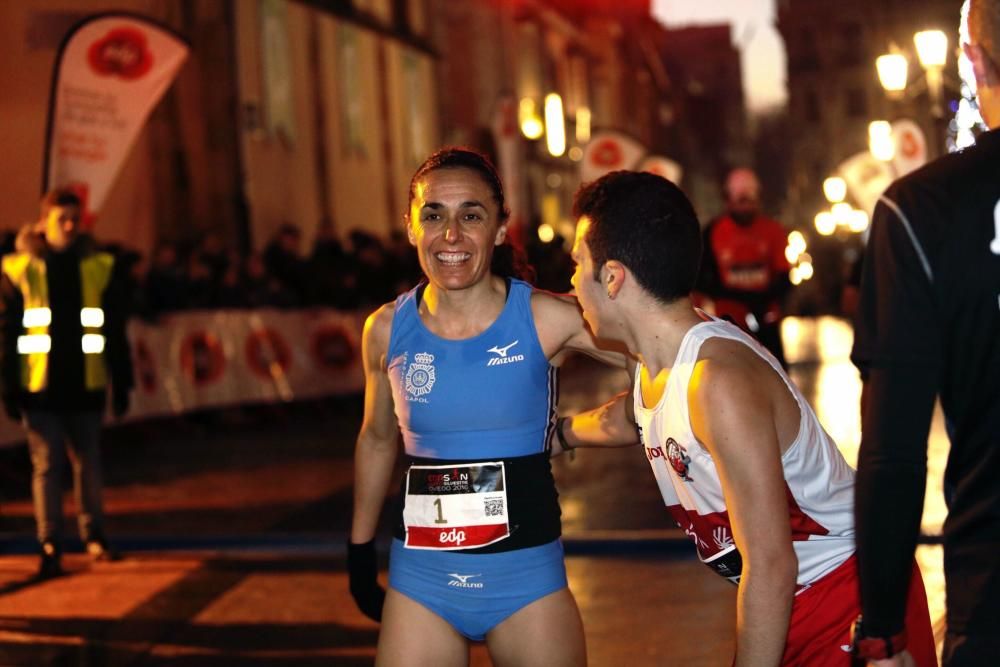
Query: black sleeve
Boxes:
[
  {"xmin": 0, "ymin": 274, "xmax": 23, "ymax": 398},
  {"xmin": 103, "ymin": 259, "xmax": 134, "ymax": 394},
  {"xmin": 851, "ymin": 191, "xmax": 940, "ymax": 638}
]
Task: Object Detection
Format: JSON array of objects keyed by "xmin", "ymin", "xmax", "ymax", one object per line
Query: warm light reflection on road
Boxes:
[{"xmin": 783, "ymin": 316, "xmax": 949, "ymax": 649}]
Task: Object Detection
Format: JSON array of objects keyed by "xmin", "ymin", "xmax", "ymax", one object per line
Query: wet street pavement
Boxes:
[{"xmin": 0, "ymin": 316, "xmax": 948, "ymax": 666}]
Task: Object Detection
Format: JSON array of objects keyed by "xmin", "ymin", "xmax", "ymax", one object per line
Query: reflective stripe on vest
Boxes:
[{"xmin": 1, "ymin": 251, "xmax": 114, "ymax": 392}]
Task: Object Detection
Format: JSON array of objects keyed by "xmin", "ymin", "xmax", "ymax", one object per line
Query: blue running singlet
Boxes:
[
  {"xmin": 384, "ymin": 279, "xmax": 567, "ymax": 638},
  {"xmin": 386, "ymin": 278, "xmax": 558, "ymax": 460}
]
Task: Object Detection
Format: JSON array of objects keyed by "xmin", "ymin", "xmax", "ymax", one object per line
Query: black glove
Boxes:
[
  {"xmin": 2, "ymin": 394, "xmax": 20, "ymax": 422},
  {"xmin": 112, "ymin": 387, "xmax": 130, "ymax": 418},
  {"xmin": 347, "ymin": 539, "xmax": 385, "ymax": 622}
]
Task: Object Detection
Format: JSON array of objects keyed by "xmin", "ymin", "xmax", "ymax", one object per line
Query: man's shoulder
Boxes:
[
  {"xmin": 887, "ymin": 129, "xmax": 1000, "ymax": 202},
  {"xmin": 691, "ymin": 337, "xmax": 766, "ymax": 404}
]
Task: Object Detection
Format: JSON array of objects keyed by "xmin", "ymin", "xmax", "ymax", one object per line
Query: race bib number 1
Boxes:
[{"xmin": 403, "ymin": 461, "xmax": 510, "ymax": 550}]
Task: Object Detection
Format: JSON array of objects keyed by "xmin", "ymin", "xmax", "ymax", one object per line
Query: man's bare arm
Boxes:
[
  {"xmin": 557, "ymin": 387, "xmax": 640, "ymax": 454},
  {"xmin": 689, "ymin": 353, "xmax": 798, "ymax": 666}
]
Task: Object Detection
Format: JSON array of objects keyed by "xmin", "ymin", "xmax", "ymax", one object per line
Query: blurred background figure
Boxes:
[
  {"xmin": 263, "ymin": 223, "xmax": 308, "ymax": 307},
  {"xmin": 144, "ymin": 242, "xmax": 186, "ymax": 316},
  {"xmin": 696, "ymin": 167, "xmax": 791, "ymax": 366},
  {"xmin": 0, "ymin": 188, "xmax": 132, "ymax": 579}
]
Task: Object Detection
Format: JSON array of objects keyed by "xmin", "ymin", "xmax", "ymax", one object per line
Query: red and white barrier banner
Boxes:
[
  {"xmin": 0, "ymin": 308, "xmax": 366, "ymax": 448},
  {"xmin": 44, "ymin": 13, "xmax": 189, "ymax": 222}
]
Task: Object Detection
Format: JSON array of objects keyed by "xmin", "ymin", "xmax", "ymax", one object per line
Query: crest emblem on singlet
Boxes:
[
  {"xmin": 665, "ymin": 437, "xmax": 693, "ymax": 482},
  {"xmin": 405, "ymin": 352, "xmax": 437, "ymax": 398}
]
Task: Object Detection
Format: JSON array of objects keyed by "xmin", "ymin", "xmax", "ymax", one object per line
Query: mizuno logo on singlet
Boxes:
[
  {"xmin": 448, "ymin": 572, "xmax": 484, "ymax": 588},
  {"xmin": 487, "ymin": 340, "xmax": 525, "ymax": 366}
]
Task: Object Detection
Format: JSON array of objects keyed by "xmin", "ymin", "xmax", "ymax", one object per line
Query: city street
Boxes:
[{"xmin": 0, "ymin": 316, "xmax": 948, "ymax": 666}]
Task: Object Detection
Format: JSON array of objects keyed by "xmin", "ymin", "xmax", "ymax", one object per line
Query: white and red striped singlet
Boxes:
[{"xmin": 634, "ymin": 317, "xmax": 856, "ymax": 589}]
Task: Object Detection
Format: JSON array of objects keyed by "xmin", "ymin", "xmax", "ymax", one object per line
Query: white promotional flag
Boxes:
[
  {"xmin": 580, "ymin": 131, "xmax": 645, "ymax": 183},
  {"xmin": 837, "ymin": 151, "xmax": 896, "ymax": 215},
  {"xmin": 44, "ymin": 13, "xmax": 189, "ymax": 222},
  {"xmin": 890, "ymin": 119, "xmax": 928, "ymax": 177},
  {"xmin": 638, "ymin": 155, "xmax": 683, "ymax": 185}
]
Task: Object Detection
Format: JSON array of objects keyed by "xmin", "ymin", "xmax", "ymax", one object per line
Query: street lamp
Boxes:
[
  {"xmin": 544, "ymin": 93, "xmax": 566, "ymax": 157},
  {"xmin": 876, "ymin": 29, "xmax": 950, "ymax": 117},
  {"xmin": 914, "ymin": 30, "xmax": 948, "ymax": 118},
  {"xmin": 868, "ymin": 120, "xmax": 895, "ymax": 161},
  {"xmin": 822, "ymin": 176, "xmax": 847, "ymax": 203},
  {"xmin": 876, "ymin": 53, "xmax": 908, "ymax": 95}
]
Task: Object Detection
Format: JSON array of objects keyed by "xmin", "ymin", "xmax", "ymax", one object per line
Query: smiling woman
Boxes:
[{"xmin": 346, "ymin": 147, "xmax": 633, "ymax": 666}]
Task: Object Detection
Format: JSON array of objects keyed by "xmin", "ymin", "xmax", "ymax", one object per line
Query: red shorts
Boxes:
[{"xmin": 781, "ymin": 555, "xmax": 937, "ymax": 666}]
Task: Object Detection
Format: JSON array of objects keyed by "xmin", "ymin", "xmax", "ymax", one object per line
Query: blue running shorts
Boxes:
[{"xmin": 388, "ymin": 537, "xmax": 568, "ymax": 641}]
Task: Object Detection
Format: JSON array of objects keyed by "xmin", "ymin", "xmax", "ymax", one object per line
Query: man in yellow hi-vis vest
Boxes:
[{"xmin": 0, "ymin": 188, "xmax": 133, "ymax": 579}]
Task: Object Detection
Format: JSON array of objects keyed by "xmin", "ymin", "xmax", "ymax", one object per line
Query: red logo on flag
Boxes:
[
  {"xmin": 591, "ymin": 139, "xmax": 624, "ymax": 167},
  {"xmin": 88, "ymin": 28, "xmax": 153, "ymax": 79},
  {"xmin": 900, "ymin": 130, "xmax": 920, "ymax": 159}
]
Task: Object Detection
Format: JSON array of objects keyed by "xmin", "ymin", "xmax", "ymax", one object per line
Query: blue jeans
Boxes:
[{"xmin": 24, "ymin": 410, "xmax": 106, "ymax": 544}]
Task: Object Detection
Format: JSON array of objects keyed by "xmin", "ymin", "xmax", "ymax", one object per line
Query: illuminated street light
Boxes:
[
  {"xmin": 848, "ymin": 209, "xmax": 870, "ymax": 233},
  {"xmin": 785, "ymin": 231, "xmax": 807, "ymax": 264},
  {"xmin": 914, "ymin": 30, "xmax": 948, "ymax": 68},
  {"xmin": 519, "ymin": 98, "xmax": 543, "ymax": 140},
  {"xmin": 876, "ymin": 53, "xmax": 908, "ymax": 94},
  {"xmin": 831, "ymin": 202, "xmax": 854, "ymax": 226},
  {"xmin": 798, "ymin": 261, "xmax": 814, "ymax": 281},
  {"xmin": 815, "ymin": 211, "xmax": 836, "ymax": 236},
  {"xmin": 915, "ymin": 29, "xmax": 948, "ymax": 118},
  {"xmin": 822, "ymin": 176, "xmax": 847, "ymax": 203},
  {"xmin": 785, "ymin": 245, "xmax": 800, "ymax": 264},
  {"xmin": 544, "ymin": 93, "xmax": 566, "ymax": 157},
  {"xmin": 788, "ymin": 230, "xmax": 807, "ymax": 255},
  {"xmin": 576, "ymin": 107, "xmax": 591, "ymax": 144},
  {"xmin": 869, "ymin": 120, "xmax": 895, "ymax": 161},
  {"xmin": 790, "ymin": 266, "xmax": 802, "ymax": 285},
  {"xmin": 537, "ymin": 223, "xmax": 555, "ymax": 243}
]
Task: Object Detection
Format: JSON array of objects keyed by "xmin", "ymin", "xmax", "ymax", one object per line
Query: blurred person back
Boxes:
[
  {"xmin": 144, "ymin": 242, "xmax": 187, "ymax": 314},
  {"xmin": 850, "ymin": 1, "xmax": 1000, "ymax": 664},
  {"xmin": 696, "ymin": 168, "xmax": 792, "ymax": 367},
  {"xmin": 263, "ymin": 223, "xmax": 308, "ymax": 306}
]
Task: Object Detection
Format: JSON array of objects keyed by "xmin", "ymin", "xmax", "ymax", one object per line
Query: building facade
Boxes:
[
  {"xmin": 778, "ymin": 0, "xmax": 960, "ymax": 229},
  {"xmin": 0, "ymin": 0, "xmax": 746, "ymax": 261}
]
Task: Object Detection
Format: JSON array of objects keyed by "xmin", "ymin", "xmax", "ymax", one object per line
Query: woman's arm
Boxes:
[
  {"xmin": 350, "ymin": 303, "xmax": 402, "ymax": 543},
  {"xmin": 531, "ymin": 290, "xmax": 630, "ymax": 367}
]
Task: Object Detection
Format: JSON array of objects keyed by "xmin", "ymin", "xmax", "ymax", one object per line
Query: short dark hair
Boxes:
[
  {"xmin": 40, "ymin": 187, "xmax": 82, "ymax": 213},
  {"xmin": 573, "ymin": 171, "xmax": 702, "ymax": 304},
  {"xmin": 409, "ymin": 147, "xmax": 510, "ymax": 223}
]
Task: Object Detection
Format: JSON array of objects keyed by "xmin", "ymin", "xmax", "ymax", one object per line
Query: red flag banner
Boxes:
[{"xmin": 43, "ymin": 13, "xmax": 189, "ymax": 222}]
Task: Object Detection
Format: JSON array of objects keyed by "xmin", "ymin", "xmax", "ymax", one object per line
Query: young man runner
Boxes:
[{"xmin": 556, "ymin": 170, "xmax": 936, "ymax": 666}]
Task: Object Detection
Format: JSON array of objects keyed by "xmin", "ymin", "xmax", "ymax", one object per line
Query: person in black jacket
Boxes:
[
  {"xmin": 850, "ymin": 1, "xmax": 1000, "ymax": 664},
  {"xmin": 0, "ymin": 189, "xmax": 133, "ymax": 579}
]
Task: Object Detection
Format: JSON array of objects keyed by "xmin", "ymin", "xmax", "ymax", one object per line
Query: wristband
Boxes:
[
  {"xmin": 555, "ymin": 416, "xmax": 575, "ymax": 459},
  {"xmin": 851, "ymin": 616, "xmax": 908, "ymax": 660}
]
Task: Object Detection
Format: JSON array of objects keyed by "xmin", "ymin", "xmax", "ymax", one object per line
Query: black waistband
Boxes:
[{"xmin": 393, "ymin": 452, "xmax": 562, "ymax": 553}]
